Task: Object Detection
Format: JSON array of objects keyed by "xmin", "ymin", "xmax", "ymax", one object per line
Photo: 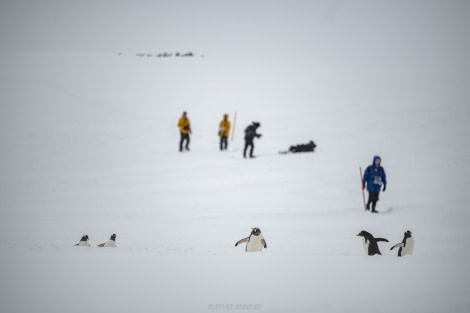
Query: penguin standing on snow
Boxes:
[
  {"xmin": 74, "ymin": 235, "xmax": 90, "ymax": 247},
  {"xmin": 235, "ymin": 228, "xmax": 267, "ymax": 252},
  {"xmin": 390, "ymin": 230, "xmax": 414, "ymax": 256},
  {"xmin": 356, "ymin": 230, "xmax": 388, "ymax": 255},
  {"xmin": 97, "ymin": 234, "xmax": 117, "ymax": 248}
]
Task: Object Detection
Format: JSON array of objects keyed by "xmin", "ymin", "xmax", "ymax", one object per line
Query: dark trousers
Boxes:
[
  {"xmin": 179, "ymin": 133, "xmax": 190, "ymax": 151},
  {"xmin": 367, "ymin": 191, "xmax": 379, "ymax": 211},
  {"xmin": 220, "ymin": 136, "xmax": 228, "ymax": 150},
  {"xmin": 243, "ymin": 139, "xmax": 254, "ymax": 158}
]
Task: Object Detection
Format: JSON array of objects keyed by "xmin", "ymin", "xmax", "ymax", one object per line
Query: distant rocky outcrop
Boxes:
[{"xmin": 134, "ymin": 51, "xmax": 198, "ymax": 58}]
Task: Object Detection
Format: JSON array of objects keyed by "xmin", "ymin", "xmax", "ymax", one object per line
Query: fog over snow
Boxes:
[{"xmin": 1, "ymin": 1, "xmax": 469, "ymax": 313}]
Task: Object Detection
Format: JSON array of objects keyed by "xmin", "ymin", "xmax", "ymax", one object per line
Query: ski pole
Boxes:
[
  {"xmin": 359, "ymin": 167, "xmax": 367, "ymax": 211},
  {"xmin": 231, "ymin": 112, "xmax": 237, "ymax": 142}
]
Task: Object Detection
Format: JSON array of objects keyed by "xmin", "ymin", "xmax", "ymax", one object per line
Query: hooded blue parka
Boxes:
[{"xmin": 363, "ymin": 156, "xmax": 387, "ymax": 192}]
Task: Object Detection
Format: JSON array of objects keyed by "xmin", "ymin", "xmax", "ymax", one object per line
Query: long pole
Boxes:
[
  {"xmin": 359, "ymin": 167, "xmax": 367, "ymax": 211},
  {"xmin": 231, "ymin": 112, "xmax": 237, "ymax": 142}
]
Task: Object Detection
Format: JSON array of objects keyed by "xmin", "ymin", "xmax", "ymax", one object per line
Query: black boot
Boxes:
[{"xmin": 371, "ymin": 202, "xmax": 378, "ymax": 213}]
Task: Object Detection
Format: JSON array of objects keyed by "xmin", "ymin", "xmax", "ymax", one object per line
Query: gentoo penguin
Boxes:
[
  {"xmin": 390, "ymin": 230, "xmax": 414, "ymax": 256},
  {"xmin": 356, "ymin": 230, "xmax": 389, "ymax": 255},
  {"xmin": 235, "ymin": 228, "xmax": 267, "ymax": 252},
  {"xmin": 74, "ymin": 235, "xmax": 90, "ymax": 247},
  {"xmin": 97, "ymin": 234, "xmax": 117, "ymax": 248}
]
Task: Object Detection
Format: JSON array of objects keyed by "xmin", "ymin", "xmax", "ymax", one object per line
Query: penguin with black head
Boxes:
[
  {"xmin": 235, "ymin": 228, "xmax": 267, "ymax": 252},
  {"xmin": 390, "ymin": 230, "xmax": 414, "ymax": 256},
  {"xmin": 356, "ymin": 230, "xmax": 388, "ymax": 255},
  {"xmin": 97, "ymin": 234, "xmax": 117, "ymax": 248},
  {"xmin": 74, "ymin": 235, "xmax": 90, "ymax": 247}
]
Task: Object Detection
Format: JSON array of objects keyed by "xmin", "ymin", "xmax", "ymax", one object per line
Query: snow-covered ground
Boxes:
[
  {"xmin": 1, "ymin": 50, "xmax": 469, "ymax": 313},
  {"xmin": 1, "ymin": 1, "xmax": 470, "ymax": 312}
]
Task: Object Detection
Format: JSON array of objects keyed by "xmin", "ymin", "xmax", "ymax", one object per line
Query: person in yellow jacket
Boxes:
[
  {"xmin": 177, "ymin": 111, "xmax": 191, "ymax": 152},
  {"xmin": 218, "ymin": 113, "xmax": 231, "ymax": 151}
]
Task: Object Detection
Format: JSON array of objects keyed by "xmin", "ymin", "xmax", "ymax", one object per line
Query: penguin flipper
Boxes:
[
  {"xmin": 235, "ymin": 237, "xmax": 249, "ymax": 247},
  {"xmin": 261, "ymin": 238, "xmax": 267, "ymax": 248},
  {"xmin": 390, "ymin": 243, "xmax": 404, "ymax": 250},
  {"xmin": 376, "ymin": 238, "xmax": 389, "ymax": 243}
]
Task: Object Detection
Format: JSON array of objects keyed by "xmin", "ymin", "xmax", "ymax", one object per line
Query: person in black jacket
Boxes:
[
  {"xmin": 243, "ymin": 122, "xmax": 262, "ymax": 158},
  {"xmin": 282, "ymin": 140, "xmax": 316, "ymax": 153}
]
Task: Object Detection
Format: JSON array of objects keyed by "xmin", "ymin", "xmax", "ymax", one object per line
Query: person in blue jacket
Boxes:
[{"xmin": 362, "ymin": 156, "xmax": 387, "ymax": 213}]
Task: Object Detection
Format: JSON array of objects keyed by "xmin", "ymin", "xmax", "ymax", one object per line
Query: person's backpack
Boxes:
[{"xmin": 244, "ymin": 125, "xmax": 254, "ymax": 140}]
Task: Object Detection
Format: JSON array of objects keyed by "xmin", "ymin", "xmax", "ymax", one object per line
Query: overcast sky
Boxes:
[{"xmin": 0, "ymin": 0, "xmax": 469, "ymax": 63}]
